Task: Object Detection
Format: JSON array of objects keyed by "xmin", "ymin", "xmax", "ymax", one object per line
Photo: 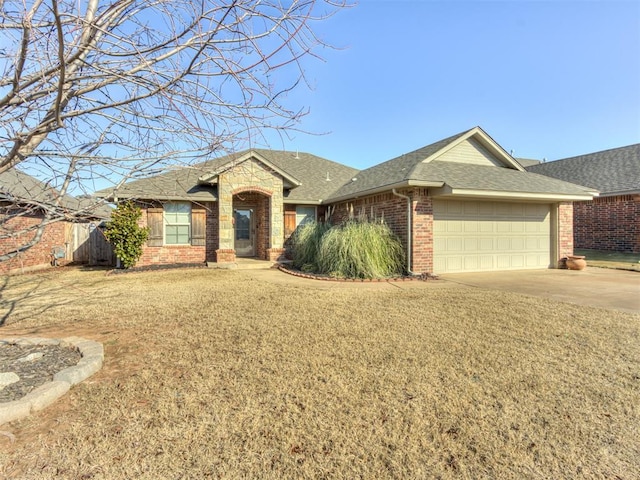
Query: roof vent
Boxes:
[
  {"xmin": 351, "ymin": 177, "xmax": 357, "ymax": 182},
  {"xmin": 326, "ymin": 172, "xmax": 331, "ymax": 181},
  {"xmin": 294, "ymin": 150, "xmax": 300, "ymax": 159}
]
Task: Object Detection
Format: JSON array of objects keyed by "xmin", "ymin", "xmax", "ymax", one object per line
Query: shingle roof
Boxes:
[
  {"xmin": 250, "ymin": 149, "xmax": 359, "ymax": 203},
  {"xmin": 525, "ymin": 144, "xmax": 640, "ymax": 195},
  {"xmin": 1, "ymin": 168, "xmax": 111, "ymax": 219},
  {"xmin": 97, "ymin": 127, "xmax": 600, "ymax": 204},
  {"xmin": 423, "ymin": 161, "xmax": 597, "ymax": 195},
  {"xmin": 327, "ymin": 130, "xmax": 470, "ymax": 200},
  {"xmin": 326, "ymin": 128, "xmax": 594, "ymax": 201},
  {"xmin": 99, "ymin": 149, "xmax": 359, "ymax": 203},
  {"xmin": 515, "ymin": 158, "xmax": 542, "ymax": 168}
]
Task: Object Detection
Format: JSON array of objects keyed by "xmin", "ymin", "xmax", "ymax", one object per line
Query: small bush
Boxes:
[{"xmin": 104, "ymin": 201, "xmax": 149, "ymax": 268}]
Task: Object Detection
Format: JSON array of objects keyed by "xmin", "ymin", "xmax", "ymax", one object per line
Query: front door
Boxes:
[{"xmin": 234, "ymin": 208, "xmax": 255, "ymax": 257}]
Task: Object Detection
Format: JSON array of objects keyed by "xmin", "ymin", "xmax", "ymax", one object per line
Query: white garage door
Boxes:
[{"xmin": 433, "ymin": 200, "xmax": 551, "ymax": 273}]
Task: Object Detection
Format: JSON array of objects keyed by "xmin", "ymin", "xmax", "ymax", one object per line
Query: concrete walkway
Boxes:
[{"xmin": 439, "ymin": 267, "xmax": 640, "ymax": 314}]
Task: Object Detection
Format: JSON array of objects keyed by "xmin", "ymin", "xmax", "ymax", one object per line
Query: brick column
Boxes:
[
  {"xmin": 557, "ymin": 202, "xmax": 574, "ymax": 267},
  {"xmin": 411, "ymin": 190, "xmax": 433, "ymax": 273}
]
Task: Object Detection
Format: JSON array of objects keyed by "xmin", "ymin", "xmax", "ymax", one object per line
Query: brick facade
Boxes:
[
  {"xmin": 411, "ymin": 190, "xmax": 434, "ymax": 273},
  {"xmin": 130, "ymin": 193, "xmax": 578, "ymax": 272},
  {"xmin": 557, "ymin": 202, "xmax": 574, "ymax": 266},
  {"xmin": 136, "ymin": 201, "xmax": 216, "ymax": 267},
  {"xmin": 326, "ymin": 190, "xmax": 433, "ymax": 273},
  {"xmin": 0, "ymin": 211, "xmax": 67, "ymax": 275},
  {"xmin": 573, "ymin": 195, "xmax": 640, "ymax": 253},
  {"xmin": 328, "ymin": 195, "xmax": 575, "ymax": 273}
]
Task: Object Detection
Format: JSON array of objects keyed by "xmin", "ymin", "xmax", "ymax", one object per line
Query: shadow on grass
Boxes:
[{"xmin": 0, "ymin": 266, "xmax": 116, "ymax": 327}]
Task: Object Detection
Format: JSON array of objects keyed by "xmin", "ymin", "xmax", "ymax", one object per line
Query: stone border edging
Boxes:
[
  {"xmin": 0, "ymin": 336, "xmax": 104, "ymax": 426},
  {"xmin": 277, "ymin": 264, "xmax": 438, "ymax": 282}
]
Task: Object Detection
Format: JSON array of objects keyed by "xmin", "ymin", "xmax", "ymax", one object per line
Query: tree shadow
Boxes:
[{"xmin": 0, "ymin": 269, "xmax": 116, "ymax": 328}]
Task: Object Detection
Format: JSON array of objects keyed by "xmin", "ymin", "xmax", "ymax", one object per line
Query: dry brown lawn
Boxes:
[{"xmin": 0, "ymin": 267, "xmax": 638, "ymax": 479}]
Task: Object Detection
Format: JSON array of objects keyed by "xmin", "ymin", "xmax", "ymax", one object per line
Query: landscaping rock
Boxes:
[{"xmin": 0, "ymin": 372, "xmax": 20, "ymax": 389}]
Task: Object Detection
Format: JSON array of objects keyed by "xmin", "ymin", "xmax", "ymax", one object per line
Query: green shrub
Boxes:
[{"xmin": 104, "ymin": 201, "xmax": 149, "ymax": 268}]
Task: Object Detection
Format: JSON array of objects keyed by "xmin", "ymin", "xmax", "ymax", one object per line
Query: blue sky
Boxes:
[{"xmin": 258, "ymin": 0, "xmax": 640, "ymax": 169}]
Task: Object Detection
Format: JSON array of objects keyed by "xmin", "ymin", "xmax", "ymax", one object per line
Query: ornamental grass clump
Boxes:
[
  {"xmin": 291, "ymin": 221, "xmax": 331, "ymax": 271},
  {"xmin": 316, "ymin": 220, "xmax": 405, "ymax": 279}
]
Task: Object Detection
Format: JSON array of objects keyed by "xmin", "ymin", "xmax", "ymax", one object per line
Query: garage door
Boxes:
[{"xmin": 433, "ymin": 200, "xmax": 551, "ymax": 273}]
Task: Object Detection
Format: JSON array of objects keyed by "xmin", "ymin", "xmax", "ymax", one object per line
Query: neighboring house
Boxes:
[
  {"xmin": 97, "ymin": 127, "xmax": 598, "ymax": 274},
  {"xmin": 527, "ymin": 144, "xmax": 640, "ymax": 253},
  {"xmin": 1, "ymin": 168, "xmax": 113, "ymax": 274}
]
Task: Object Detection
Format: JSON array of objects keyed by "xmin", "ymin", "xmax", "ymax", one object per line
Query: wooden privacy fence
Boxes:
[{"xmin": 64, "ymin": 222, "xmax": 116, "ymax": 266}]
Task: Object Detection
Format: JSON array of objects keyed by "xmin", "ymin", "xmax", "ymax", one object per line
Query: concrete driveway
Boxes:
[{"xmin": 439, "ymin": 267, "xmax": 640, "ymax": 314}]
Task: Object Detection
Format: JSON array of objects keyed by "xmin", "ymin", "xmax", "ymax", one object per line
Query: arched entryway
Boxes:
[{"xmin": 232, "ymin": 190, "xmax": 270, "ymax": 259}]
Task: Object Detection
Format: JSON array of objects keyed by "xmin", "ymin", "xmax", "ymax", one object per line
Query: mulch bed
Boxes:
[
  {"xmin": 107, "ymin": 263, "xmax": 209, "ymax": 275},
  {"xmin": 0, "ymin": 343, "xmax": 81, "ymax": 403},
  {"xmin": 278, "ymin": 264, "xmax": 438, "ymax": 282}
]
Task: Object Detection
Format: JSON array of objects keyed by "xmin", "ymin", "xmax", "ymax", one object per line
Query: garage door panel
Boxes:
[
  {"xmin": 479, "ymin": 238, "xmax": 494, "ymax": 250},
  {"xmin": 511, "ymin": 222, "xmax": 524, "ymax": 233},
  {"xmin": 511, "ymin": 237, "xmax": 525, "ymax": 250},
  {"xmin": 464, "ymin": 221, "xmax": 478, "ymax": 232},
  {"xmin": 433, "ymin": 200, "xmax": 551, "ymax": 273}
]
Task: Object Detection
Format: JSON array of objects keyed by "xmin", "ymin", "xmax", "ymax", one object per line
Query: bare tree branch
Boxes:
[{"xmin": 1, "ymin": 0, "xmax": 350, "ymax": 264}]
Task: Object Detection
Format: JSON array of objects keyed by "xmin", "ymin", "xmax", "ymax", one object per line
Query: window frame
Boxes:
[
  {"xmin": 295, "ymin": 205, "xmax": 316, "ymax": 227},
  {"xmin": 163, "ymin": 202, "xmax": 192, "ymax": 245}
]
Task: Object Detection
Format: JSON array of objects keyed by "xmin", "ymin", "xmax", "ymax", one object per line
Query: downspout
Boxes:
[{"xmin": 392, "ymin": 188, "xmax": 413, "ymax": 274}]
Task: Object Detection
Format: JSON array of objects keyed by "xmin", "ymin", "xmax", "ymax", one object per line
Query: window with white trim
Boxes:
[
  {"xmin": 164, "ymin": 202, "xmax": 191, "ymax": 245},
  {"xmin": 296, "ymin": 206, "xmax": 316, "ymax": 227}
]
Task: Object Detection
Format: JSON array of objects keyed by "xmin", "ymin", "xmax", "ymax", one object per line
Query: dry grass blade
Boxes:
[{"xmin": 0, "ymin": 267, "xmax": 638, "ymax": 479}]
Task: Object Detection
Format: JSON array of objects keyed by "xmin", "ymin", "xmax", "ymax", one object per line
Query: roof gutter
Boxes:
[
  {"xmin": 392, "ymin": 188, "xmax": 414, "ymax": 275},
  {"xmin": 327, "ymin": 180, "xmax": 444, "ymax": 204}
]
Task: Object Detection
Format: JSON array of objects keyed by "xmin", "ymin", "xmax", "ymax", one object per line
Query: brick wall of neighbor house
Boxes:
[
  {"xmin": 558, "ymin": 202, "xmax": 574, "ymax": 264},
  {"xmin": 573, "ymin": 195, "xmax": 640, "ymax": 253},
  {"xmin": 135, "ymin": 201, "xmax": 217, "ymax": 267},
  {"xmin": 0, "ymin": 211, "xmax": 67, "ymax": 274}
]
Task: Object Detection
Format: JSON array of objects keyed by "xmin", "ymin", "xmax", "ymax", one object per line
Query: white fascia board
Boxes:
[
  {"xmin": 430, "ymin": 186, "xmax": 598, "ymax": 202},
  {"xmin": 284, "ymin": 199, "xmax": 322, "ymax": 205}
]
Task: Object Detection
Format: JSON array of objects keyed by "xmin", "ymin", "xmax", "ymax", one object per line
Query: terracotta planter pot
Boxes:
[{"xmin": 566, "ymin": 255, "xmax": 587, "ymax": 270}]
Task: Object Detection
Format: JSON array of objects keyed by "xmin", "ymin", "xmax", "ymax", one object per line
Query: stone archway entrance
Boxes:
[
  {"xmin": 232, "ymin": 191, "xmax": 270, "ymax": 258},
  {"xmin": 209, "ymin": 153, "xmax": 289, "ymax": 264}
]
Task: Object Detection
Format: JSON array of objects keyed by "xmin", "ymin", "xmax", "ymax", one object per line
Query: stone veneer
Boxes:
[{"xmin": 216, "ymin": 158, "xmax": 285, "ymax": 263}]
